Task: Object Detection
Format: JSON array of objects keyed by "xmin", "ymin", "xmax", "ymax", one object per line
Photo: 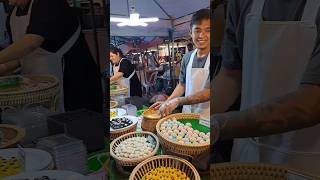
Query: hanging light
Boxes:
[
  {"xmin": 110, "ymin": 13, "xmax": 159, "ymax": 27},
  {"xmin": 110, "ymin": 0, "xmax": 159, "ymax": 27}
]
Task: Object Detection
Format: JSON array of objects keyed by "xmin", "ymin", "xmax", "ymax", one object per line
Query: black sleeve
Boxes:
[
  {"xmin": 221, "ymin": 0, "xmax": 243, "ymax": 70},
  {"xmin": 26, "ymin": 0, "xmax": 78, "ymax": 51},
  {"xmin": 119, "ymin": 60, "xmax": 134, "ymax": 78},
  {"xmin": 301, "ymin": 11, "xmax": 320, "ymax": 85}
]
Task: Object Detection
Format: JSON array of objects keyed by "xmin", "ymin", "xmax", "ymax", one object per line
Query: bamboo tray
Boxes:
[
  {"xmin": 110, "ymin": 116, "xmax": 138, "ymax": 140},
  {"xmin": 0, "ymin": 124, "xmax": 25, "ymax": 148},
  {"xmin": 110, "ymin": 131, "xmax": 159, "ymax": 167},
  {"xmin": 0, "ymin": 75, "xmax": 59, "ymax": 111},
  {"xmin": 110, "ymin": 85, "xmax": 128, "ymax": 97},
  {"xmin": 110, "ymin": 101, "xmax": 118, "ymax": 109},
  {"xmin": 129, "ymin": 155, "xmax": 201, "ymax": 180},
  {"xmin": 210, "ymin": 163, "xmax": 319, "ymax": 180},
  {"xmin": 156, "ymin": 113, "xmax": 210, "ymax": 156}
]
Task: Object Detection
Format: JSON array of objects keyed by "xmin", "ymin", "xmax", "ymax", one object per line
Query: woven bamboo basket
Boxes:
[
  {"xmin": 129, "ymin": 155, "xmax": 201, "ymax": 180},
  {"xmin": 210, "ymin": 163, "xmax": 319, "ymax": 180},
  {"xmin": 110, "ymin": 86, "xmax": 128, "ymax": 97},
  {"xmin": 110, "ymin": 122, "xmax": 137, "ymax": 140},
  {"xmin": 156, "ymin": 113, "xmax": 210, "ymax": 156},
  {"xmin": 141, "ymin": 108, "xmax": 162, "ymax": 133},
  {"xmin": 110, "ymin": 131, "xmax": 159, "ymax": 167},
  {"xmin": 0, "ymin": 75, "xmax": 59, "ymax": 111},
  {"xmin": 110, "ymin": 101, "xmax": 118, "ymax": 109},
  {"xmin": 0, "ymin": 124, "xmax": 25, "ymax": 148}
]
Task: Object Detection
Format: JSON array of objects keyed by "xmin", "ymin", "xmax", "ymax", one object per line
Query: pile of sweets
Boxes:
[{"xmin": 159, "ymin": 118, "xmax": 210, "ymax": 145}]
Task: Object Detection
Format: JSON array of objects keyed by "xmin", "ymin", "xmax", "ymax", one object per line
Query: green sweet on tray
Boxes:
[
  {"xmin": 179, "ymin": 119, "xmax": 210, "ymax": 134},
  {"xmin": 110, "ymin": 85, "xmax": 117, "ymax": 90},
  {"xmin": 0, "ymin": 76, "xmax": 21, "ymax": 91}
]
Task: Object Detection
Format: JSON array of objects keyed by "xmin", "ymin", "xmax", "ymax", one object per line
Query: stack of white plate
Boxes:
[
  {"xmin": 0, "ymin": 148, "xmax": 53, "ymax": 171},
  {"xmin": 36, "ymin": 134, "xmax": 87, "ymax": 174},
  {"xmin": 4, "ymin": 170, "xmax": 89, "ymax": 180}
]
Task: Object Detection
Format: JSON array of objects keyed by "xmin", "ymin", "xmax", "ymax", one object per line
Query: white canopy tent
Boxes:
[{"xmin": 110, "ymin": 0, "xmax": 210, "ymax": 37}]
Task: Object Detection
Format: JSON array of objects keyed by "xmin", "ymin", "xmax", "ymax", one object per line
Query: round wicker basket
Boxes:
[
  {"xmin": 110, "ymin": 121, "xmax": 137, "ymax": 141},
  {"xmin": 0, "ymin": 124, "xmax": 25, "ymax": 148},
  {"xmin": 141, "ymin": 108, "xmax": 161, "ymax": 133},
  {"xmin": 0, "ymin": 75, "xmax": 59, "ymax": 111},
  {"xmin": 156, "ymin": 113, "xmax": 210, "ymax": 156},
  {"xmin": 110, "ymin": 101, "xmax": 118, "ymax": 109},
  {"xmin": 129, "ymin": 155, "xmax": 201, "ymax": 180},
  {"xmin": 110, "ymin": 86, "xmax": 128, "ymax": 97},
  {"xmin": 110, "ymin": 131, "xmax": 159, "ymax": 167},
  {"xmin": 210, "ymin": 163, "xmax": 319, "ymax": 180}
]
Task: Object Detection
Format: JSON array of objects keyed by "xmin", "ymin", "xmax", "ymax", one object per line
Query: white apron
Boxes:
[
  {"xmin": 113, "ymin": 58, "xmax": 135, "ymax": 97},
  {"xmin": 10, "ymin": 0, "xmax": 81, "ymax": 112},
  {"xmin": 182, "ymin": 49, "xmax": 210, "ymax": 120},
  {"xmin": 231, "ymin": 0, "xmax": 320, "ymax": 175}
]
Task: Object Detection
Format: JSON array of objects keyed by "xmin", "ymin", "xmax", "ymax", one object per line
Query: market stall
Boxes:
[{"xmin": 109, "ymin": 0, "xmax": 211, "ymax": 179}]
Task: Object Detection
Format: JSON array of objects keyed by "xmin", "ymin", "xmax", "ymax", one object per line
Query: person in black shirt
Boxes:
[
  {"xmin": 110, "ymin": 46, "xmax": 142, "ymax": 97},
  {"xmin": 0, "ymin": 0, "xmax": 103, "ymax": 113}
]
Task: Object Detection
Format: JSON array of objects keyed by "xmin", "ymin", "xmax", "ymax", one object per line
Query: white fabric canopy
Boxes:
[{"xmin": 110, "ymin": 0, "xmax": 210, "ymax": 37}]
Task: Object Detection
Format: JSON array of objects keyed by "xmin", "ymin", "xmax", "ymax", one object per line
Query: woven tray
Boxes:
[
  {"xmin": 129, "ymin": 155, "xmax": 201, "ymax": 180},
  {"xmin": 141, "ymin": 108, "xmax": 161, "ymax": 133},
  {"xmin": 156, "ymin": 113, "xmax": 210, "ymax": 156},
  {"xmin": 110, "ymin": 86, "xmax": 128, "ymax": 97},
  {"xmin": 110, "ymin": 101, "xmax": 118, "ymax": 109},
  {"xmin": 110, "ymin": 122, "xmax": 137, "ymax": 140},
  {"xmin": 0, "ymin": 75, "xmax": 59, "ymax": 111},
  {"xmin": 110, "ymin": 131, "xmax": 159, "ymax": 167},
  {"xmin": 210, "ymin": 163, "xmax": 319, "ymax": 180},
  {"xmin": 110, "ymin": 116, "xmax": 138, "ymax": 140},
  {"xmin": 0, "ymin": 124, "xmax": 25, "ymax": 148}
]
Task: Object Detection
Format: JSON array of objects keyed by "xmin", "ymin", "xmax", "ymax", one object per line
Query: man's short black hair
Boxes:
[{"xmin": 190, "ymin": 8, "xmax": 210, "ymax": 29}]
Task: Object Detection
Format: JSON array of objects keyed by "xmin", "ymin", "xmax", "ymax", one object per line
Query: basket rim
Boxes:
[
  {"xmin": 142, "ymin": 108, "xmax": 162, "ymax": 120},
  {"xmin": 110, "ymin": 115, "xmax": 138, "ymax": 133},
  {"xmin": 0, "ymin": 75, "xmax": 59, "ymax": 96},
  {"xmin": 210, "ymin": 162, "xmax": 320, "ymax": 179},
  {"xmin": 129, "ymin": 155, "xmax": 201, "ymax": 180},
  {"xmin": 110, "ymin": 131, "xmax": 160, "ymax": 163},
  {"xmin": 156, "ymin": 113, "xmax": 210, "ymax": 148},
  {"xmin": 0, "ymin": 124, "xmax": 26, "ymax": 148},
  {"xmin": 110, "ymin": 101, "xmax": 118, "ymax": 109}
]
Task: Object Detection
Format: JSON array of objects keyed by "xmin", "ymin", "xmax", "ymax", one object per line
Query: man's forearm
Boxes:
[
  {"xmin": 176, "ymin": 89, "xmax": 210, "ymax": 106},
  {"xmin": 0, "ymin": 34, "xmax": 43, "ymax": 64},
  {"xmin": 215, "ymin": 85, "xmax": 320, "ymax": 140},
  {"xmin": 0, "ymin": 60, "xmax": 20, "ymax": 75},
  {"xmin": 167, "ymin": 83, "xmax": 185, "ymax": 100},
  {"xmin": 212, "ymin": 68, "xmax": 242, "ymax": 113}
]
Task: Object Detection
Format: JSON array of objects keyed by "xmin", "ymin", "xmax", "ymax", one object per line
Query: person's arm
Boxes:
[
  {"xmin": 215, "ymin": 84, "xmax": 320, "ymax": 140},
  {"xmin": 151, "ymin": 54, "xmax": 190, "ymax": 109},
  {"xmin": 212, "ymin": 67, "xmax": 242, "ymax": 113},
  {"xmin": 0, "ymin": 34, "xmax": 43, "ymax": 64},
  {"xmin": 176, "ymin": 88, "xmax": 210, "ymax": 105},
  {"xmin": 110, "ymin": 71, "xmax": 124, "ymax": 84},
  {"xmin": 167, "ymin": 83, "xmax": 185, "ymax": 100},
  {"xmin": 0, "ymin": 60, "xmax": 20, "ymax": 75}
]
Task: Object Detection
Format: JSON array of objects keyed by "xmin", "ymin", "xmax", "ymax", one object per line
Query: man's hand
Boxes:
[
  {"xmin": 150, "ymin": 101, "xmax": 164, "ymax": 110},
  {"xmin": 159, "ymin": 98, "xmax": 180, "ymax": 117}
]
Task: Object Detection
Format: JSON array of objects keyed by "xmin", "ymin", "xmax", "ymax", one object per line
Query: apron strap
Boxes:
[
  {"xmin": 301, "ymin": 0, "xmax": 320, "ymax": 24},
  {"xmin": 250, "ymin": 0, "xmax": 265, "ymax": 16},
  {"xmin": 204, "ymin": 53, "xmax": 210, "ymax": 69},
  {"xmin": 128, "ymin": 70, "xmax": 136, "ymax": 79},
  {"xmin": 55, "ymin": 23, "xmax": 81, "ymax": 57}
]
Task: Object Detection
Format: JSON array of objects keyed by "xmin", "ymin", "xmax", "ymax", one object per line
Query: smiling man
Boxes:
[{"xmin": 151, "ymin": 8, "xmax": 211, "ymax": 120}]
